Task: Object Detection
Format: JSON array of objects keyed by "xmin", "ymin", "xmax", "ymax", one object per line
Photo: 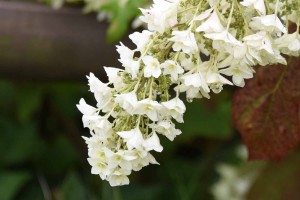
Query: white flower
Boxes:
[
  {"xmin": 275, "ymin": 32, "xmax": 300, "ymax": 56},
  {"xmin": 134, "ymin": 98, "xmax": 162, "ymax": 121},
  {"xmin": 178, "ymin": 84, "xmax": 209, "ymax": 99},
  {"xmin": 204, "ymin": 30, "xmax": 243, "ymax": 46},
  {"xmin": 125, "ymin": 149, "xmax": 158, "ymax": 171},
  {"xmin": 220, "ymin": 65, "xmax": 254, "ymax": 87},
  {"xmin": 243, "ymin": 48, "xmax": 261, "ymax": 66},
  {"xmin": 161, "ymin": 60, "xmax": 184, "ymax": 82},
  {"xmin": 142, "ymin": 55, "xmax": 161, "ymax": 78},
  {"xmin": 82, "ymin": 116, "xmax": 113, "ymax": 140},
  {"xmin": 104, "ymin": 67, "xmax": 123, "ymax": 89},
  {"xmin": 181, "ymin": 73, "xmax": 210, "ymax": 93},
  {"xmin": 128, "ymin": 149, "xmax": 148, "ymax": 160},
  {"xmin": 77, "ymin": 98, "xmax": 97, "ymax": 116},
  {"xmin": 84, "ymin": 134, "xmax": 111, "ymax": 151},
  {"xmin": 206, "ymin": 71, "xmax": 233, "ymax": 93},
  {"xmin": 249, "ymin": 14, "xmax": 287, "ymax": 35},
  {"xmin": 240, "ymin": 0, "xmax": 266, "ymax": 15},
  {"xmin": 162, "ymin": 97, "xmax": 186, "ymax": 123},
  {"xmin": 129, "ymin": 30, "xmax": 153, "ymax": 51},
  {"xmin": 243, "ymin": 31, "xmax": 274, "ymax": 54},
  {"xmin": 116, "ymin": 43, "xmax": 140, "ymax": 79},
  {"xmin": 182, "ymin": 73, "xmax": 202, "ymax": 87},
  {"xmin": 108, "ymin": 169, "xmax": 130, "ymax": 186},
  {"xmin": 243, "ymin": 31, "xmax": 287, "ymax": 65},
  {"xmin": 143, "ymin": 153, "xmax": 159, "ymax": 165},
  {"xmin": 88, "ymin": 146, "xmax": 108, "ymax": 159},
  {"xmin": 131, "ymin": 152, "xmax": 159, "ymax": 171},
  {"xmin": 154, "ymin": 121, "xmax": 181, "ymax": 141},
  {"xmin": 196, "ymin": 11, "xmax": 225, "ymax": 33},
  {"xmin": 81, "ymin": 115, "xmax": 101, "ymax": 130},
  {"xmin": 228, "ymin": 43, "xmax": 248, "ymax": 60},
  {"xmin": 143, "ymin": 132, "xmax": 163, "ymax": 152},
  {"xmin": 116, "ymin": 42, "xmax": 134, "ymax": 63},
  {"xmin": 259, "ymin": 47, "xmax": 287, "ymax": 66},
  {"xmin": 115, "ymin": 92, "xmax": 138, "ymax": 115},
  {"xmin": 88, "ymin": 158, "xmax": 111, "ymax": 180},
  {"xmin": 87, "ymin": 73, "xmax": 112, "ymax": 108},
  {"xmin": 103, "ymin": 149, "xmax": 135, "ymax": 170},
  {"xmin": 169, "ymin": 30, "xmax": 199, "ymax": 54},
  {"xmin": 140, "ymin": 0, "xmax": 178, "ymax": 33},
  {"xmin": 117, "ymin": 127, "xmax": 144, "ymax": 150}
]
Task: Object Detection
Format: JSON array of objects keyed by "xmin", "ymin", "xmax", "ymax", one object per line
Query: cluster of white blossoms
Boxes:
[{"xmin": 77, "ymin": 0, "xmax": 300, "ymax": 186}]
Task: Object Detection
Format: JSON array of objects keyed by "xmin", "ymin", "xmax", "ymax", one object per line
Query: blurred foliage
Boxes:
[
  {"xmin": 0, "ymin": 171, "xmax": 31, "ymax": 200},
  {"xmin": 178, "ymin": 92, "xmax": 233, "ymax": 139},
  {"xmin": 247, "ymin": 151, "xmax": 300, "ymax": 200},
  {"xmin": 0, "ymin": 79, "xmax": 244, "ymax": 200},
  {"xmin": 41, "ymin": 0, "xmax": 147, "ymax": 42},
  {"xmin": 102, "ymin": 0, "xmax": 146, "ymax": 42}
]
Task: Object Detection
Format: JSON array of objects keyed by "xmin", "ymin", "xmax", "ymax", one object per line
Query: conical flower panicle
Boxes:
[{"xmin": 78, "ymin": 0, "xmax": 300, "ymax": 186}]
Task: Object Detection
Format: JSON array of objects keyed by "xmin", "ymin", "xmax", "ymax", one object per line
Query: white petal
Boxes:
[
  {"xmin": 143, "ymin": 132, "xmax": 163, "ymax": 152},
  {"xmin": 77, "ymin": 98, "xmax": 97, "ymax": 115}
]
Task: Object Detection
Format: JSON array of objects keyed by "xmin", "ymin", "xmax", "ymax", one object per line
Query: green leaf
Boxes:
[
  {"xmin": 49, "ymin": 83, "xmax": 86, "ymax": 118},
  {"xmin": 178, "ymin": 97, "xmax": 233, "ymax": 139},
  {"xmin": 101, "ymin": 182, "xmax": 115, "ymax": 200},
  {"xmin": 16, "ymin": 86, "xmax": 42, "ymax": 123},
  {"xmin": 36, "ymin": 135, "xmax": 79, "ymax": 178},
  {"xmin": 104, "ymin": 0, "xmax": 144, "ymax": 42},
  {"xmin": 121, "ymin": 184, "xmax": 163, "ymax": 200},
  {"xmin": 60, "ymin": 172, "xmax": 87, "ymax": 200},
  {"xmin": 0, "ymin": 121, "xmax": 41, "ymax": 166},
  {"xmin": 0, "ymin": 171, "xmax": 31, "ymax": 200},
  {"xmin": 107, "ymin": 17, "xmax": 129, "ymax": 43},
  {"xmin": 0, "ymin": 81, "xmax": 16, "ymax": 110},
  {"xmin": 232, "ymin": 57, "xmax": 300, "ymax": 160},
  {"xmin": 100, "ymin": 183, "xmax": 124, "ymax": 200},
  {"xmin": 15, "ymin": 181, "xmax": 44, "ymax": 200}
]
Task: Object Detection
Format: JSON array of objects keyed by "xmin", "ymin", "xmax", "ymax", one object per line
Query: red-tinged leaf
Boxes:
[
  {"xmin": 247, "ymin": 152, "xmax": 300, "ymax": 200},
  {"xmin": 232, "ymin": 57, "xmax": 300, "ymax": 160}
]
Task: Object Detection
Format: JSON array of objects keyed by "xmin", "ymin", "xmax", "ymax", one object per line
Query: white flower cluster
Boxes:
[{"xmin": 77, "ymin": 0, "xmax": 300, "ymax": 186}]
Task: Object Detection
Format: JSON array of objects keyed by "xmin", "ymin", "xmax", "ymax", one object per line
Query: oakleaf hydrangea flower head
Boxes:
[{"xmin": 78, "ymin": 0, "xmax": 300, "ymax": 186}]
